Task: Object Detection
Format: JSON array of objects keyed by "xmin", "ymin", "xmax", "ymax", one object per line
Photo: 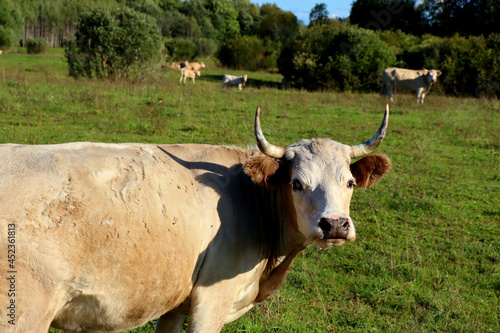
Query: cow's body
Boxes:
[
  {"xmin": 381, "ymin": 67, "xmax": 442, "ymax": 104},
  {"xmin": 184, "ymin": 62, "xmax": 205, "ymax": 72},
  {"xmin": 222, "ymin": 74, "xmax": 248, "ymax": 90},
  {"xmin": 179, "ymin": 69, "xmax": 200, "ymax": 84},
  {"xmin": 0, "ymin": 107, "xmax": 391, "ymax": 333}
]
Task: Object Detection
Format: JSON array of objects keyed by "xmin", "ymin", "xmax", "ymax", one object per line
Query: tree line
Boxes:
[{"xmin": 0, "ymin": 0, "xmax": 498, "ymax": 97}]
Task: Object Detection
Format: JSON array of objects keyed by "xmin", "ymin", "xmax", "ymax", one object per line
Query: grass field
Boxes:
[{"xmin": 0, "ymin": 51, "xmax": 499, "ymax": 333}]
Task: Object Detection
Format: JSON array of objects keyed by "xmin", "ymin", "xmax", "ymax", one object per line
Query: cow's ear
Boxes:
[
  {"xmin": 437, "ymin": 70, "xmax": 443, "ymax": 76},
  {"xmin": 350, "ymin": 153, "xmax": 391, "ymax": 188},
  {"xmin": 244, "ymin": 155, "xmax": 289, "ymax": 188}
]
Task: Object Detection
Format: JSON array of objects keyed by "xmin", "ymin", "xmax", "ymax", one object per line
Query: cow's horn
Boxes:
[
  {"xmin": 254, "ymin": 107, "xmax": 286, "ymax": 159},
  {"xmin": 350, "ymin": 104, "xmax": 389, "ymax": 158}
]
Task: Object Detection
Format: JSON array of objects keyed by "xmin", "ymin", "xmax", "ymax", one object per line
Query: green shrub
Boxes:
[
  {"xmin": 65, "ymin": 7, "xmax": 161, "ymax": 80},
  {"xmin": 402, "ymin": 34, "xmax": 500, "ymax": 98},
  {"xmin": 26, "ymin": 38, "xmax": 49, "ymax": 54},
  {"xmin": 278, "ymin": 24, "xmax": 396, "ymax": 91},
  {"xmin": 0, "ymin": 26, "xmax": 12, "ymax": 49},
  {"xmin": 164, "ymin": 38, "xmax": 197, "ymax": 60},
  {"xmin": 217, "ymin": 35, "xmax": 277, "ymax": 71},
  {"xmin": 195, "ymin": 38, "xmax": 217, "ymax": 57}
]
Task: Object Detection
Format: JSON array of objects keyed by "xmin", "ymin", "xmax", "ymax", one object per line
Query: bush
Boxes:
[
  {"xmin": 402, "ymin": 34, "xmax": 500, "ymax": 98},
  {"xmin": 195, "ymin": 38, "xmax": 217, "ymax": 57},
  {"xmin": 164, "ymin": 38, "xmax": 197, "ymax": 60},
  {"xmin": 65, "ymin": 7, "xmax": 161, "ymax": 80},
  {"xmin": 217, "ymin": 35, "xmax": 278, "ymax": 71},
  {"xmin": 0, "ymin": 26, "xmax": 13, "ymax": 49},
  {"xmin": 26, "ymin": 38, "xmax": 49, "ymax": 54},
  {"xmin": 278, "ymin": 24, "xmax": 396, "ymax": 91}
]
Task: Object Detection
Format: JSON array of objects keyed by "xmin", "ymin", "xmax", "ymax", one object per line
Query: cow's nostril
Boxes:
[
  {"xmin": 318, "ymin": 218, "xmax": 332, "ymax": 233},
  {"xmin": 342, "ymin": 221, "xmax": 350, "ymax": 230}
]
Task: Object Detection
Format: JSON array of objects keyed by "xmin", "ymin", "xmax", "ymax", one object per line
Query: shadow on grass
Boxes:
[{"xmin": 199, "ymin": 74, "xmax": 281, "ymax": 90}]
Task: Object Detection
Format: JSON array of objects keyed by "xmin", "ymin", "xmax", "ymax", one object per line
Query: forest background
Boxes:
[{"xmin": 0, "ymin": 0, "xmax": 499, "ymax": 96}]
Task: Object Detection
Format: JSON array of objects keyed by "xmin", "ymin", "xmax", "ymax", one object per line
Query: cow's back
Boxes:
[{"xmin": 0, "ymin": 142, "xmax": 252, "ymax": 332}]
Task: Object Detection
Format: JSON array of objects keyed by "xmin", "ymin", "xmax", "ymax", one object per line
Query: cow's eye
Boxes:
[
  {"xmin": 347, "ymin": 179, "xmax": 356, "ymax": 189},
  {"xmin": 291, "ymin": 179, "xmax": 303, "ymax": 191}
]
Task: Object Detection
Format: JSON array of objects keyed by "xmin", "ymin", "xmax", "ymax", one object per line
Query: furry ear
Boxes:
[
  {"xmin": 350, "ymin": 153, "xmax": 392, "ymax": 188},
  {"xmin": 243, "ymin": 155, "xmax": 289, "ymax": 188}
]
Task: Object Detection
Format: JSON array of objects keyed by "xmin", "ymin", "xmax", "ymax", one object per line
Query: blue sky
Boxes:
[{"xmin": 253, "ymin": 1, "xmax": 353, "ymax": 24}]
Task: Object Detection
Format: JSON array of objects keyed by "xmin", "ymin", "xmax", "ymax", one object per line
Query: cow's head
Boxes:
[
  {"xmin": 242, "ymin": 75, "xmax": 248, "ymax": 85},
  {"xmin": 423, "ymin": 68, "xmax": 442, "ymax": 84},
  {"xmin": 244, "ymin": 106, "xmax": 391, "ymax": 249}
]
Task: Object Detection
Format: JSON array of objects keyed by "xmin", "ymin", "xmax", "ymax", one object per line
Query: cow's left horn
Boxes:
[
  {"xmin": 350, "ymin": 104, "xmax": 389, "ymax": 158},
  {"xmin": 254, "ymin": 107, "xmax": 286, "ymax": 159}
]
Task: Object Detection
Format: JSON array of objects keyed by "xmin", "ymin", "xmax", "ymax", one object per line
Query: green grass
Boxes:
[{"xmin": 1, "ymin": 52, "xmax": 499, "ymax": 332}]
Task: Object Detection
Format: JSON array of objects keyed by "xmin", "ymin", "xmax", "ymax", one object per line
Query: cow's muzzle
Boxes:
[{"xmin": 319, "ymin": 217, "xmax": 351, "ymax": 239}]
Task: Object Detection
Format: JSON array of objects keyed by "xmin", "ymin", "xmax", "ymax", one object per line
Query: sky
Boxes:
[{"xmin": 253, "ymin": 1, "xmax": 353, "ymax": 25}]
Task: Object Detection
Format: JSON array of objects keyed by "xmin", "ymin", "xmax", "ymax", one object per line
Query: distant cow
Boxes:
[
  {"xmin": 163, "ymin": 61, "xmax": 188, "ymax": 70},
  {"xmin": 381, "ymin": 67, "xmax": 442, "ymax": 104},
  {"xmin": 179, "ymin": 68, "xmax": 200, "ymax": 84},
  {"xmin": 222, "ymin": 74, "xmax": 248, "ymax": 90},
  {"xmin": 0, "ymin": 105, "xmax": 391, "ymax": 333},
  {"xmin": 184, "ymin": 62, "xmax": 206, "ymax": 72}
]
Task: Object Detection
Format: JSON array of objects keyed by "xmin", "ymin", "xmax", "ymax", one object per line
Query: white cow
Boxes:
[
  {"xmin": 179, "ymin": 68, "xmax": 200, "ymax": 84},
  {"xmin": 222, "ymin": 74, "xmax": 248, "ymax": 90},
  {"xmin": 381, "ymin": 67, "xmax": 442, "ymax": 104},
  {"xmin": 0, "ymin": 106, "xmax": 391, "ymax": 333}
]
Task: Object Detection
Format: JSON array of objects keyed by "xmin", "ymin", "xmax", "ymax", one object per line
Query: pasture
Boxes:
[{"xmin": 0, "ymin": 52, "xmax": 498, "ymax": 332}]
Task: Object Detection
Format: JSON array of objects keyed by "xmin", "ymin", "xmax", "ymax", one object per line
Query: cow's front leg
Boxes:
[
  {"xmin": 185, "ymin": 287, "xmax": 236, "ymax": 333},
  {"xmin": 155, "ymin": 311, "xmax": 185, "ymax": 333},
  {"xmin": 416, "ymin": 87, "xmax": 424, "ymax": 104}
]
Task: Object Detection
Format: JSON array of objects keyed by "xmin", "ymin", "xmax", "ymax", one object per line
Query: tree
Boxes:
[
  {"xmin": 0, "ymin": 0, "xmax": 23, "ymax": 48},
  {"xmin": 65, "ymin": 7, "xmax": 161, "ymax": 79},
  {"xmin": 420, "ymin": 0, "xmax": 500, "ymax": 36},
  {"xmin": 309, "ymin": 3, "xmax": 329, "ymax": 25},
  {"xmin": 257, "ymin": 4, "xmax": 299, "ymax": 47},
  {"xmin": 205, "ymin": 0, "xmax": 240, "ymax": 40},
  {"xmin": 350, "ymin": 0, "xmax": 427, "ymax": 35}
]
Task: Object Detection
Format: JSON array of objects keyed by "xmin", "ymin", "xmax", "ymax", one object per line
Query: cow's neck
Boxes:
[
  {"xmin": 253, "ymin": 184, "xmax": 307, "ymax": 303},
  {"xmin": 255, "ymin": 243, "xmax": 306, "ymax": 303}
]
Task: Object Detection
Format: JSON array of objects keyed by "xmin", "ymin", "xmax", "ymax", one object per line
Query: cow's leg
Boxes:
[
  {"xmin": 388, "ymin": 83, "xmax": 394, "ymax": 102},
  {"xmin": 416, "ymin": 87, "xmax": 424, "ymax": 103},
  {"xmin": 185, "ymin": 287, "xmax": 235, "ymax": 333},
  {"xmin": 155, "ymin": 312, "xmax": 185, "ymax": 333},
  {"xmin": 14, "ymin": 289, "xmax": 65, "ymax": 333}
]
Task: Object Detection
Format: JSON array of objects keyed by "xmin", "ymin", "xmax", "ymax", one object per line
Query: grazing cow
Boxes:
[
  {"xmin": 0, "ymin": 106, "xmax": 391, "ymax": 333},
  {"xmin": 222, "ymin": 74, "xmax": 248, "ymax": 90},
  {"xmin": 184, "ymin": 62, "xmax": 206, "ymax": 72},
  {"xmin": 381, "ymin": 67, "xmax": 442, "ymax": 104},
  {"xmin": 179, "ymin": 68, "xmax": 200, "ymax": 84}
]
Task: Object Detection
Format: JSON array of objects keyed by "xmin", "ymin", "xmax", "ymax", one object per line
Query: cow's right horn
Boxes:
[
  {"xmin": 254, "ymin": 107, "xmax": 286, "ymax": 159},
  {"xmin": 350, "ymin": 104, "xmax": 389, "ymax": 159}
]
